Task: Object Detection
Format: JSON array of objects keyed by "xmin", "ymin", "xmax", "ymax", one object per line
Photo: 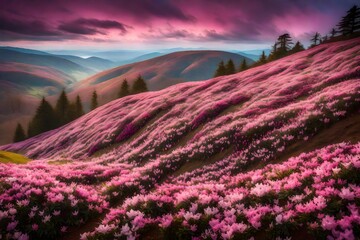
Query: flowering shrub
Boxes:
[
  {"xmin": 0, "ymin": 162, "xmax": 109, "ymax": 239},
  {"xmin": 0, "ymin": 38, "xmax": 359, "ymax": 239},
  {"xmin": 86, "ymin": 142, "xmax": 360, "ymax": 240}
]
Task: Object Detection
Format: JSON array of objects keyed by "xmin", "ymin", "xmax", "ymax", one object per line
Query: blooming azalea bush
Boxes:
[
  {"xmin": 85, "ymin": 142, "xmax": 360, "ymax": 240},
  {"xmin": 0, "ymin": 162, "xmax": 110, "ymax": 239}
]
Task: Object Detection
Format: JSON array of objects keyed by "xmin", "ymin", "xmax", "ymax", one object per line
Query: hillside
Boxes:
[
  {"xmin": 0, "ymin": 48, "xmax": 116, "ymax": 144},
  {"xmin": 0, "ymin": 61, "xmax": 77, "ymax": 145},
  {"xmin": 56, "ymin": 55, "xmax": 116, "ymax": 72},
  {"xmin": 0, "ymin": 48, "xmax": 96, "ymax": 81},
  {"xmin": 72, "ymin": 50, "xmax": 253, "ymax": 103},
  {"xmin": 0, "ymin": 38, "xmax": 359, "ymax": 240}
]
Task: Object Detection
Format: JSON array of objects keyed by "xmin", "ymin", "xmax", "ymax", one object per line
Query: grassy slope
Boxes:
[{"xmin": 0, "ymin": 151, "xmax": 29, "ymax": 164}]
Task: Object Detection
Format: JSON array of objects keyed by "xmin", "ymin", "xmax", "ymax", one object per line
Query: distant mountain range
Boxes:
[
  {"xmin": 72, "ymin": 50, "xmax": 254, "ymax": 104},
  {"xmin": 0, "ymin": 46, "xmax": 252, "ymax": 144}
]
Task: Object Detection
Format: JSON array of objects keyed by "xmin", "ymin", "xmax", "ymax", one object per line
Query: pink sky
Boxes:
[{"xmin": 0, "ymin": 0, "xmax": 357, "ymax": 50}]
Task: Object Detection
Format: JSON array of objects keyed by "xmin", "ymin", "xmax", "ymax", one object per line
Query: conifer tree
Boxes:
[
  {"xmin": 55, "ymin": 89, "xmax": 70, "ymax": 126},
  {"xmin": 118, "ymin": 79, "xmax": 130, "ymax": 98},
  {"xmin": 277, "ymin": 33, "xmax": 293, "ymax": 53},
  {"xmin": 239, "ymin": 59, "xmax": 248, "ymax": 72},
  {"xmin": 337, "ymin": 5, "xmax": 360, "ymax": 35},
  {"xmin": 267, "ymin": 42, "xmax": 279, "ymax": 61},
  {"xmin": 28, "ymin": 98, "xmax": 56, "ymax": 137},
  {"xmin": 311, "ymin": 32, "xmax": 321, "ymax": 46},
  {"xmin": 225, "ymin": 59, "xmax": 236, "ymax": 75},
  {"xmin": 214, "ymin": 60, "xmax": 226, "ymax": 77},
  {"xmin": 330, "ymin": 28, "xmax": 337, "ymax": 38},
  {"xmin": 258, "ymin": 51, "xmax": 267, "ymax": 64},
  {"xmin": 132, "ymin": 75, "xmax": 148, "ymax": 94},
  {"xmin": 290, "ymin": 41, "xmax": 305, "ymax": 54},
  {"xmin": 13, "ymin": 123, "xmax": 26, "ymax": 142},
  {"xmin": 91, "ymin": 90, "xmax": 98, "ymax": 110},
  {"xmin": 75, "ymin": 95, "xmax": 84, "ymax": 117}
]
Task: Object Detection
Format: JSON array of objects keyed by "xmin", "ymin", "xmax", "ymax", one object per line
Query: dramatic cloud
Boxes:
[
  {"xmin": 58, "ymin": 18, "xmax": 129, "ymax": 35},
  {"xmin": 0, "ymin": 0, "xmax": 358, "ymax": 49},
  {"xmin": 0, "ymin": 16, "xmax": 57, "ymax": 36}
]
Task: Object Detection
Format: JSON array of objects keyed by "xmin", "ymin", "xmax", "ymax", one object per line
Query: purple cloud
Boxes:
[{"xmin": 58, "ymin": 18, "xmax": 129, "ymax": 35}]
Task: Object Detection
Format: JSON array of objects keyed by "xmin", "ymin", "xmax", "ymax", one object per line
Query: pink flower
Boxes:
[
  {"xmin": 32, "ymin": 224, "xmax": 39, "ymax": 231},
  {"xmin": 339, "ymin": 188, "xmax": 355, "ymax": 200},
  {"xmin": 9, "ymin": 208, "xmax": 17, "ymax": 215},
  {"xmin": 159, "ymin": 214, "xmax": 173, "ymax": 228},
  {"xmin": 121, "ymin": 223, "xmax": 131, "ymax": 236},
  {"xmin": 42, "ymin": 215, "xmax": 51, "ymax": 223},
  {"xmin": 339, "ymin": 229, "xmax": 355, "ymax": 240},
  {"xmin": 321, "ymin": 215, "xmax": 336, "ymax": 230},
  {"xmin": 53, "ymin": 210, "xmax": 61, "ymax": 216},
  {"xmin": 7, "ymin": 221, "xmax": 18, "ymax": 231},
  {"xmin": 18, "ymin": 234, "xmax": 29, "ymax": 240},
  {"xmin": 95, "ymin": 224, "xmax": 115, "ymax": 234},
  {"xmin": 250, "ymin": 183, "xmax": 272, "ymax": 197},
  {"xmin": 190, "ymin": 224, "xmax": 197, "ymax": 232}
]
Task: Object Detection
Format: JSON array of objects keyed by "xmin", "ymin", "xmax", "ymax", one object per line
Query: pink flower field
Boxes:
[{"xmin": 1, "ymin": 38, "xmax": 360, "ymax": 240}]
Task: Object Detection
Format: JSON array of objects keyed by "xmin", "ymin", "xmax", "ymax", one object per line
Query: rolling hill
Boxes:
[
  {"xmin": 72, "ymin": 50, "xmax": 254, "ymax": 104},
  {"xmin": 0, "ymin": 38, "xmax": 359, "ymax": 240},
  {"xmin": 0, "ymin": 48, "xmax": 96, "ymax": 81},
  {"xmin": 0, "ymin": 47, "xmax": 117, "ymax": 144}
]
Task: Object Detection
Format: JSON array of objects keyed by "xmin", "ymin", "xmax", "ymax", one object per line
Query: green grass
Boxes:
[{"xmin": 0, "ymin": 151, "xmax": 30, "ymax": 164}]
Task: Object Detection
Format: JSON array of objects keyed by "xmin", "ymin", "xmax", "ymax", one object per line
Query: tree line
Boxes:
[
  {"xmin": 310, "ymin": 5, "xmax": 360, "ymax": 46},
  {"xmin": 13, "ymin": 74, "xmax": 148, "ymax": 142},
  {"xmin": 214, "ymin": 5, "xmax": 360, "ymax": 77}
]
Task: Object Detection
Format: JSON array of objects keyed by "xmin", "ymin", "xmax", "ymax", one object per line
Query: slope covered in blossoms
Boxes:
[{"xmin": 0, "ymin": 38, "xmax": 360, "ymax": 240}]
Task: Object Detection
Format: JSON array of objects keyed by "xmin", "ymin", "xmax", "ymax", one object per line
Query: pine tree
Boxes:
[
  {"xmin": 311, "ymin": 32, "xmax": 321, "ymax": 46},
  {"xmin": 91, "ymin": 90, "xmax": 98, "ymax": 110},
  {"xmin": 54, "ymin": 89, "xmax": 70, "ymax": 126},
  {"xmin": 239, "ymin": 59, "xmax": 248, "ymax": 72},
  {"xmin": 28, "ymin": 98, "xmax": 56, "ymax": 137},
  {"xmin": 214, "ymin": 61, "xmax": 226, "ymax": 77},
  {"xmin": 118, "ymin": 79, "xmax": 130, "ymax": 98},
  {"xmin": 258, "ymin": 51, "xmax": 267, "ymax": 64},
  {"xmin": 225, "ymin": 59, "xmax": 236, "ymax": 75},
  {"xmin": 277, "ymin": 33, "xmax": 293, "ymax": 53},
  {"xmin": 330, "ymin": 28, "xmax": 337, "ymax": 38},
  {"xmin": 290, "ymin": 41, "xmax": 305, "ymax": 54},
  {"xmin": 132, "ymin": 75, "xmax": 148, "ymax": 94},
  {"xmin": 75, "ymin": 95, "xmax": 84, "ymax": 117},
  {"xmin": 267, "ymin": 42, "xmax": 279, "ymax": 61},
  {"xmin": 337, "ymin": 5, "xmax": 360, "ymax": 35},
  {"xmin": 13, "ymin": 123, "xmax": 26, "ymax": 142}
]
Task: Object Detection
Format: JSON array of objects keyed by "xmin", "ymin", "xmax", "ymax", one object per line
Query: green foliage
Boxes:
[
  {"xmin": 310, "ymin": 32, "xmax": 321, "ymax": 46},
  {"xmin": 258, "ymin": 51, "xmax": 267, "ymax": 64},
  {"xmin": 225, "ymin": 59, "xmax": 236, "ymax": 75},
  {"xmin": 91, "ymin": 90, "xmax": 98, "ymax": 110},
  {"xmin": 118, "ymin": 79, "xmax": 130, "ymax": 98},
  {"xmin": 132, "ymin": 75, "xmax": 148, "ymax": 94},
  {"xmin": 239, "ymin": 59, "xmax": 248, "ymax": 72},
  {"xmin": 214, "ymin": 60, "xmax": 226, "ymax": 77},
  {"xmin": 290, "ymin": 41, "xmax": 305, "ymax": 54},
  {"xmin": 13, "ymin": 123, "xmax": 26, "ymax": 142},
  {"xmin": 28, "ymin": 97, "xmax": 56, "ymax": 137},
  {"xmin": 337, "ymin": 5, "xmax": 360, "ymax": 36},
  {"xmin": 74, "ymin": 95, "xmax": 85, "ymax": 118},
  {"xmin": 54, "ymin": 89, "xmax": 70, "ymax": 126}
]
